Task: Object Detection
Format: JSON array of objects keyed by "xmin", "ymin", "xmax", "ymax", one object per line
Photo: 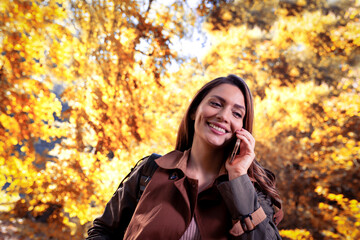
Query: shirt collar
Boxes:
[{"xmin": 155, "ymin": 149, "xmax": 228, "ymax": 178}]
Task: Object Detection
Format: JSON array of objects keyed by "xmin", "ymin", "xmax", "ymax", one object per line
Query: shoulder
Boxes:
[{"xmin": 154, "ymin": 150, "xmax": 186, "ymax": 169}]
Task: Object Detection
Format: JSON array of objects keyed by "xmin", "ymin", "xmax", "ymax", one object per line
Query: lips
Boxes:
[{"xmin": 208, "ymin": 122, "xmax": 229, "ymax": 134}]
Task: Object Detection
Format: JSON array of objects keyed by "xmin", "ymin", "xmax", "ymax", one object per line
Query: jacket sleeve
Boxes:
[
  {"xmin": 86, "ymin": 158, "xmax": 148, "ymax": 240},
  {"xmin": 217, "ymin": 174, "xmax": 282, "ymax": 240}
]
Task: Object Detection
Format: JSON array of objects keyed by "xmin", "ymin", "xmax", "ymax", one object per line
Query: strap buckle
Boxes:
[{"xmin": 240, "ymin": 213, "xmax": 255, "ymax": 232}]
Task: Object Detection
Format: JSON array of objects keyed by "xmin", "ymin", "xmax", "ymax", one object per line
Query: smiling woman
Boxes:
[{"xmin": 87, "ymin": 74, "xmax": 283, "ymax": 240}]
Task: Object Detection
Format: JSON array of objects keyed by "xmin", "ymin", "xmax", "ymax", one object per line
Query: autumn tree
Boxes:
[
  {"xmin": 2, "ymin": 0, "xmax": 359, "ymax": 239},
  {"xmin": 0, "ymin": 0, "xmax": 73, "ymax": 237},
  {"xmin": 1, "ymin": 0, "xmax": 198, "ymax": 238},
  {"xmin": 187, "ymin": 0, "xmax": 360, "ymax": 238}
]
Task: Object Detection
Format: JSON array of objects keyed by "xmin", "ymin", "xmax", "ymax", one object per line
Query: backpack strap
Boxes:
[
  {"xmin": 115, "ymin": 153, "xmax": 161, "ymax": 195},
  {"xmin": 137, "ymin": 153, "xmax": 161, "ymax": 201}
]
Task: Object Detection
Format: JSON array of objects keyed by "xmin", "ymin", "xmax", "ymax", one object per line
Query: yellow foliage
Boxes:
[
  {"xmin": 317, "ymin": 191, "xmax": 360, "ymax": 239},
  {"xmin": 280, "ymin": 229, "xmax": 314, "ymax": 239},
  {"xmin": 1, "ymin": 0, "xmax": 359, "ymax": 238},
  {"xmin": 0, "ymin": 191, "xmax": 20, "ymax": 212}
]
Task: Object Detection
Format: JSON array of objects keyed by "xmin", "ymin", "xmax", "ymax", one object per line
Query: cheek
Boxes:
[
  {"xmin": 194, "ymin": 106, "xmax": 211, "ymax": 120},
  {"xmin": 203, "ymin": 106, "xmax": 218, "ymax": 117},
  {"xmin": 232, "ymin": 120, "xmax": 243, "ymax": 131}
]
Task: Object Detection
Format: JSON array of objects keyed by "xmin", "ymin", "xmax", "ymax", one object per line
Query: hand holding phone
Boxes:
[{"xmin": 227, "ymin": 129, "xmax": 256, "ymax": 179}]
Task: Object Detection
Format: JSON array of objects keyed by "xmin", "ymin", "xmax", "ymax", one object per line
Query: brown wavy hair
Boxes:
[{"xmin": 175, "ymin": 74, "xmax": 281, "ymax": 205}]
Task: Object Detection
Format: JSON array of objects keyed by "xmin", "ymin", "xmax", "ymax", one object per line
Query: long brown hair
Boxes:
[{"xmin": 175, "ymin": 74, "xmax": 281, "ymax": 204}]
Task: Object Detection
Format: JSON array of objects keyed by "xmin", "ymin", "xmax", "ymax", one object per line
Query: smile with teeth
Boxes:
[{"xmin": 208, "ymin": 123, "xmax": 227, "ymax": 133}]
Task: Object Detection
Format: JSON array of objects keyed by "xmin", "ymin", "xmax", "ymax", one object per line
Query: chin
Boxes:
[{"xmin": 207, "ymin": 139, "xmax": 229, "ymax": 149}]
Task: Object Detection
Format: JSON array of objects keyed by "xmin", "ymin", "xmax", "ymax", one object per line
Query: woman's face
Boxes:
[{"xmin": 192, "ymin": 83, "xmax": 246, "ymax": 149}]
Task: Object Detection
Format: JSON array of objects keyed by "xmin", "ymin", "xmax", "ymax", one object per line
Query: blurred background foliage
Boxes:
[{"xmin": 0, "ymin": 0, "xmax": 359, "ymax": 239}]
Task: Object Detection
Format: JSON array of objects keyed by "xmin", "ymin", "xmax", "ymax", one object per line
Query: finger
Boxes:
[
  {"xmin": 236, "ymin": 132, "xmax": 255, "ymax": 148},
  {"xmin": 235, "ymin": 136, "xmax": 253, "ymax": 152},
  {"xmin": 240, "ymin": 129, "xmax": 255, "ymax": 143},
  {"xmin": 235, "ymin": 128, "xmax": 251, "ymax": 137}
]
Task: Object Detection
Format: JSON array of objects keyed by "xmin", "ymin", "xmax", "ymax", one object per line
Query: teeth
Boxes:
[{"xmin": 209, "ymin": 123, "xmax": 226, "ymax": 133}]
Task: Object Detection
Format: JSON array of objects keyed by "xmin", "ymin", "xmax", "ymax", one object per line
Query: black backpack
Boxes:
[{"xmin": 116, "ymin": 153, "xmax": 161, "ymax": 201}]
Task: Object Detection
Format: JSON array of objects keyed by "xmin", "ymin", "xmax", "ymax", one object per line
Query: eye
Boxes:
[
  {"xmin": 233, "ymin": 112, "xmax": 242, "ymax": 119},
  {"xmin": 209, "ymin": 101, "xmax": 222, "ymax": 108}
]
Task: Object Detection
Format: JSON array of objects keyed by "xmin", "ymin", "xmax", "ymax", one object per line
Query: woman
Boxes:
[{"xmin": 87, "ymin": 74, "xmax": 283, "ymax": 239}]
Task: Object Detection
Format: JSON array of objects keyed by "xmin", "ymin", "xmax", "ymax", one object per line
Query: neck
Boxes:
[{"xmin": 189, "ymin": 137, "xmax": 224, "ymax": 176}]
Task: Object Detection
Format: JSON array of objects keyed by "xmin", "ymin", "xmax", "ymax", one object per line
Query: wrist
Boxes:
[{"xmin": 228, "ymin": 170, "xmax": 247, "ymax": 180}]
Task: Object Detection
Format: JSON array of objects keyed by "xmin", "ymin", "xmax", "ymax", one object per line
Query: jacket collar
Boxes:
[{"xmin": 155, "ymin": 149, "xmax": 228, "ymax": 178}]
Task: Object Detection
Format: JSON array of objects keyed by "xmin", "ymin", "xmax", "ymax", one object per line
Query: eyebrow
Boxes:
[{"xmin": 210, "ymin": 95, "xmax": 246, "ymax": 110}]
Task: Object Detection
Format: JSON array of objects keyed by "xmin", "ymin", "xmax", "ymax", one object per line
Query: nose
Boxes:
[{"xmin": 216, "ymin": 108, "xmax": 230, "ymax": 123}]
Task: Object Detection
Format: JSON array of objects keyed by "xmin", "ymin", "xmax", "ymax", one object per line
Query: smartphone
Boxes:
[{"xmin": 229, "ymin": 139, "xmax": 241, "ymax": 163}]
